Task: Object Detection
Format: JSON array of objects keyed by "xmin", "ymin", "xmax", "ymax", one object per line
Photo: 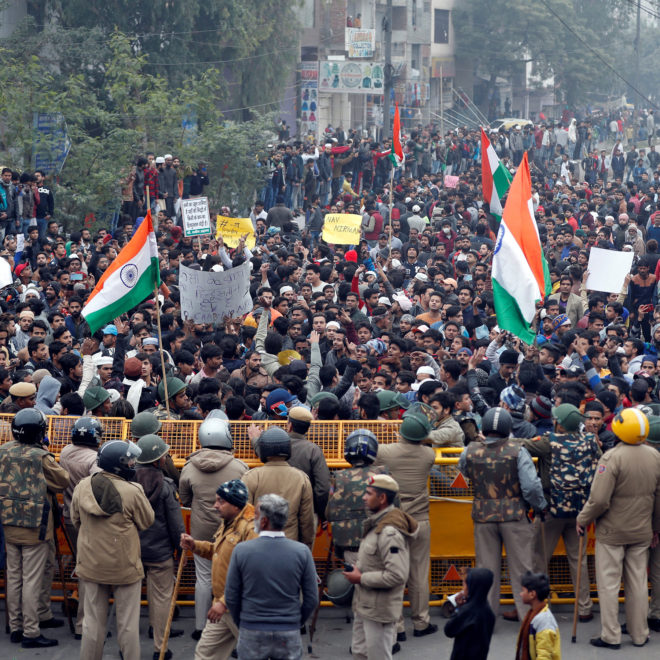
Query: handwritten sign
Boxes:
[
  {"xmin": 181, "ymin": 197, "xmax": 211, "ymax": 237},
  {"xmin": 444, "ymin": 175, "xmax": 459, "ymax": 189},
  {"xmin": 216, "ymin": 215, "xmax": 256, "ymax": 249},
  {"xmin": 179, "ymin": 262, "xmax": 252, "ymax": 324},
  {"xmin": 586, "ymin": 247, "xmax": 634, "ymax": 293},
  {"xmin": 322, "ymin": 213, "xmax": 362, "ymax": 245}
]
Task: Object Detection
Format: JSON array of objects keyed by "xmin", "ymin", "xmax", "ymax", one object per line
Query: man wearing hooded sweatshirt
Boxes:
[
  {"xmin": 179, "ymin": 415, "xmax": 249, "ymax": 639},
  {"xmin": 134, "ymin": 435, "xmax": 185, "ymax": 660},
  {"xmin": 35, "ymin": 375, "xmax": 61, "ymax": 416}
]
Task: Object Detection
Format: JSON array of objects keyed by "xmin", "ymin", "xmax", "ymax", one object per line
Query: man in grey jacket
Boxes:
[{"xmin": 225, "ymin": 494, "xmax": 318, "ymax": 659}]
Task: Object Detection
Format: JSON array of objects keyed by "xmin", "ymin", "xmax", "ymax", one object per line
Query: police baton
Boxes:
[
  {"xmin": 160, "ymin": 551, "xmax": 186, "ymax": 660},
  {"xmin": 51, "ymin": 495, "xmax": 75, "ymax": 634},
  {"xmin": 572, "ymin": 529, "xmax": 586, "ymax": 643},
  {"xmin": 308, "ymin": 527, "xmax": 334, "ymax": 653}
]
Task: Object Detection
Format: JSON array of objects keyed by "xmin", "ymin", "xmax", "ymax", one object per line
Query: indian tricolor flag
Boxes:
[
  {"xmin": 492, "ymin": 152, "xmax": 550, "ymax": 343},
  {"xmin": 481, "ymin": 128, "xmax": 512, "ymax": 221},
  {"xmin": 82, "ymin": 211, "xmax": 160, "ymax": 334},
  {"xmin": 389, "ymin": 103, "xmax": 404, "ymax": 168}
]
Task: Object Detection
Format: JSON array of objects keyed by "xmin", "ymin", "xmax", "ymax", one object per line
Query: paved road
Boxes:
[{"xmin": 2, "ymin": 603, "xmax": 658, "ymax": 659}]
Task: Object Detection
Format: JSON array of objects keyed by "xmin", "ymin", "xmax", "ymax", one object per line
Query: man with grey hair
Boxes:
[{"xmin": 225, "ymin": 494, "xmax": 318, "ymax": 659}]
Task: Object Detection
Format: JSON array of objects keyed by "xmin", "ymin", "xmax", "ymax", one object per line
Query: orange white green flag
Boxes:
[
  {"xmin": 82, "ymin": 210, "xmax": 160, "ymax": 334},
  {"xmin": 388, "ymin": 102, "xmax": 404, "ymax": 168},
  {"xmin": 481, "ymin": 127, "xmax": 512, "ymax": 221},
  {"xmin": 492, "ymin": 152, "xmax": 550, "ymax": 343}
]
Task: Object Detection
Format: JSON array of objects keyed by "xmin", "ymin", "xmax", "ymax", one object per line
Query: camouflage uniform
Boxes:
[
  {"xmin": 153, "ymin": 405, "xmax": 182, "ymax": 421},
  {"xmin": 453, "ymin": 411, "xmax": 479, "ymax": 445},
  {"xmin": 326, "ymin": 465, "xmax": 386, "ymax": 565},
  {"xmin": 0, "ymin": 440, "xmax": 69, "ymax": 639},
  {"xmin": 459, "ymin": 437, "xmax": 546, "ymax": 619},
  {"xmin": 522, "ymin": 432, "xmax": 600, "ymax": 617}
]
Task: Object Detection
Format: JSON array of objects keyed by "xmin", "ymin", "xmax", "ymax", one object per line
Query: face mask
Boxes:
[{"xmin": 443, "ymin": 227, "xmax": 451, "ymax": 235}]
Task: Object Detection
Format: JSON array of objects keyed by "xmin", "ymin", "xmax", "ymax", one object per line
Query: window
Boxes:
[
  {"xmin": 434, "ymin": 9, "xmax": 449, "ymax": 44},
  {"xmin": 392, "ymin": 6, "xmax": 407, "ymax": 30}
]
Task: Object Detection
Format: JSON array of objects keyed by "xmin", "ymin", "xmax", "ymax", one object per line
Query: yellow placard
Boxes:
[
  {"xmin": 321, "ymin": 213, "xmax": 362, "ymax": 245},
  {"xmin": 215, "ymin": 215, "xmax": 256, "ymax": 249}
]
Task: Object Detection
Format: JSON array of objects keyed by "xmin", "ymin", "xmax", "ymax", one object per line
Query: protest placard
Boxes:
[
  {"xmin": 181, "ymin": 197, "xmax": 212, "ymax": 237},
  {"xmin": 321, "ymin": 213, "xmax": 362, "ymax": 245},
  {"xmin": 585, "ymin": 247, "xmax": 634, "ymax": 293},
  {"xmin": 215, "ymin": 215, "xmax": 256, "ymax": 249},
  {"xmin": 444, "ymin": 175, "xmax": 459, "ymax": 189},
  {"xmin": 179, "ymin": 262, "xmax": 252, "ymax": 323}
]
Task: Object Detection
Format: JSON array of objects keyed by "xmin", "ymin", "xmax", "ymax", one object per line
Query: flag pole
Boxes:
[
  {"xmin": 146, "ymin": 186, "xmax": 169, "ymax": 418},
  {"xmin": 154, "ymin": 285, "xmax": 171, "ymax": 419},
  {"xmin": 388, "ymin": 165, "xmax": 394, "ymax": 257}
]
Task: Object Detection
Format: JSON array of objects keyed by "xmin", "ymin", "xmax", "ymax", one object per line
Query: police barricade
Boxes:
[{"xmin": 0, "ymin": 416, "xmax": 597, "ymax": 606}]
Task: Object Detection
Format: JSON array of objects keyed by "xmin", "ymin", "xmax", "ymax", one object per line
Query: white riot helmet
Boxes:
[{"xmin": 198, "ymin": 417, "xmax": 232, "ymax": 450}]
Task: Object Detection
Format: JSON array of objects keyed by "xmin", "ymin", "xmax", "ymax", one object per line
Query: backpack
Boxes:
[{"xmin": 548, "ymin": 432, "xmax": 599, "ymax": 518}]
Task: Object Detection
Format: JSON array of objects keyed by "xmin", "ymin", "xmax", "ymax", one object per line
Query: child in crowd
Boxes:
[{"xmin": 515, "ymin": 571, "xmax": 561, "ymax": 660}]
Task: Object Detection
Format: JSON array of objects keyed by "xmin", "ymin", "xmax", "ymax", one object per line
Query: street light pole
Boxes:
[{"xmin": 383, "ymin": 0, "xmax": 393, "ymax": 139}]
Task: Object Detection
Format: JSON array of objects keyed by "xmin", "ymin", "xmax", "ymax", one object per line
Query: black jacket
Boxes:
[
  {"xmin": 35, "ymin": 186, "xmax": 54, "ymax": 217},
  {"xmin": 134, "ymin": 465, "xmax": 185, "ymax": 563}
]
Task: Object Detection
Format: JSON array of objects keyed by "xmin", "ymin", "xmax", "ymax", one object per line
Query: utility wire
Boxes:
[{"xmin": 536, "ymin": 0, "xmax": 659, "ymax": 110}]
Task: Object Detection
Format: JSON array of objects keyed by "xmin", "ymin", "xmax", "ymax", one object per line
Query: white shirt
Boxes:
[{"xmin": 259, "ymin": 531, "xmax": 286, "ymax": 538}]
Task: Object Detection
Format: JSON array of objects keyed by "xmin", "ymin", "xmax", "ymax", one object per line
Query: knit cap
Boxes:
[
  {"xmin": 530, "ymin": 395, "xmax": 552, "ymax": 419},
  {"xmin": 216, "ymin": 479, "xmax": 249, "ymax": 509},
  {"xmin": 500, "ymin": 385, "xmax": 526, "ymax": 412}
]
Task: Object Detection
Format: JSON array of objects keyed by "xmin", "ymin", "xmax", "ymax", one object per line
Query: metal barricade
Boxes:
[{"xmin": 0, "ymin": 415, "xmax": 598, "ymax": 605}]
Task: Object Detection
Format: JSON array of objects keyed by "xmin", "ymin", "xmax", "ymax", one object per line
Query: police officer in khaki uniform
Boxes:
[
  {"xmin": 0, "ymin": 381, "xmax": 37, "ymax": 413},
  {"xmin": 343, "ymin": 474, "xmax": 417, "ymax": 660},
  {"xmin": 577, "ymin": 408, "xmax": 660, "ymax": 649},
  {"xmin": 374, "ymin": 412, "xmax": 437, "ymax": 640},
  {"xmin": 243, "ymin": 426, "xmax": 315, "ymax": 548},
  {"xmin": 459, "ymin": 407, "xmax": 547, "ymax": 620},
  {"xmin": 59, "ymin": 417, "xmax": 104, "ymax": 639},
  {"xmin": 326, "ymin": 429, "xmax": 385, "ymax": 566},
  {"xmin": 0, "ymin": 409, "xmax": 69, "ymax": 648}
]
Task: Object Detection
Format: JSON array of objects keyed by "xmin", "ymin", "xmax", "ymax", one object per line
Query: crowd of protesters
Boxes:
[{"xmin": 0, "ymin": 106, "xmax": 660, "ymax": 658}]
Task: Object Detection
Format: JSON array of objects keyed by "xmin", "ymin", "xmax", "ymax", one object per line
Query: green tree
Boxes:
[
  {"xmin": 31, "ymin": 0, "xmax": 300, "ymax": 112},
  {"xmin": 0, "ymin": 24, "xmax": 275, "ymax": 229},
  {"xmin": 453, "ymin": 0, "xmax": 630, "ymax": 109}
]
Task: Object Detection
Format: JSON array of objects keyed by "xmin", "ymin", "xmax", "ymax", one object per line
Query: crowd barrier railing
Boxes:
[{"xmin": 0, "ymin": 416, "xmax": 601, "ymax": 606}]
